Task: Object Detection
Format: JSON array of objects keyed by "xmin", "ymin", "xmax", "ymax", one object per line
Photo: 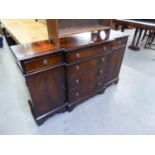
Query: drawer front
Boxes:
[
  {"xmin": 66, "ymin": 43, "xmax": 110, "ymax": 63},
  {"xmin": 68, "ymin": 65, "xmax": 106, "ymax": 89},
  {"xmin": 68, "ymin": 81, "xmax": 96, "ymax": 103},
  {"xmin": 112, "ymin": 37, "xmax": 128, "ymax": 49},
  {"xmin": 67, "ymin": 54, "xmax": 107, "ymax": 77},
  {"xmin": 22, "ymin": 53, "xmax": 63, "ymax": 73},
  {"xmin": 68, "ymin": 78, "xmax": 104, "ymax": 103}
]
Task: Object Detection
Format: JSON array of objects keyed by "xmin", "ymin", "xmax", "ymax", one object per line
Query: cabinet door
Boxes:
[
  {"xmin": 105, "ymin": 47, "xmax": 125, "ymax": 83},
  {"xmin": 26, "ymin": 66, "xmax": 67, "ymax": 118}
]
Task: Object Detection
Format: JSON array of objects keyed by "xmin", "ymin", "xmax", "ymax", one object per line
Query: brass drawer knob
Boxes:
[
  {"xmin": 99, "ymin": 69, "xmax": 103, "ymax": 74},
  {"xmin": 75, "ymin": 79, "xmax": 79, "ymax": 84},
  {"xmin": 101, "ymin": 57, "xmax": 105, "ymax": 62},
  {"xmin": 76, "ymin": 65, "xmax": 80, "ymax": 70},
  {"xmin": 62, "ymin": 85, "xmax": 66, "ymax": 90},
  {"xmin": 98, "ymin": 82, "xmax": 101, "ymax": 86},
  {"xmin": 103, "ymin": 46, "xmax": 107, "ymax": 50},
  {"xmin": 43, "ymin": 59, "xmax": 48, "ymax": 65},
  {"xmin": 76, "ymin": 53, "xmax": 80, "ymax": 58},
  {"xmin": 118, "ymin": 41, "xmax": 121, "ymax": 45},
  {"xmin": 76, "ymin": 92, "xmax": 79, "ymax": 97}
]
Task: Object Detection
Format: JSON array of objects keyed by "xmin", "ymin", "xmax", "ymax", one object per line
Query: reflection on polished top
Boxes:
[{"xmin": 11, "ymin": 30, "xmax": 128, "ymax": 61}]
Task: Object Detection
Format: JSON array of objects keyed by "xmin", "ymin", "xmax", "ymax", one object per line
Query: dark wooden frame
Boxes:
[
  {"xmin": 2, "ymin": 19, "xmax": 128, "ymax": 125},
  {"xmin": 10, "ymin": 31, "xmax": 128, "ymax": 125}
]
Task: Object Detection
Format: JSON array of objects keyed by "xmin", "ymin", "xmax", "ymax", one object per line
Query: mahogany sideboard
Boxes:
[{"xmin": 10, "ymin": 30, "xmax": 128, "ymax": 125}]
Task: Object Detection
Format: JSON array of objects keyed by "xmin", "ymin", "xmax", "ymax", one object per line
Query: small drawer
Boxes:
[
  {"xmin": 67, "ymin": 57, "xmax": 98, "ymax": 76},
  {"xmin": 68, "ymin": 74, "xmax": 107, "ymax": 103},
  {"xmin": 67, "ymin": 54, "xmax": 108, "ymax": 77},
  {"xmin": 22, "ymin": 53, "xmax": 63, "ymax": 73},
  {"xmin": 68, "ymin": 81, "xmax": 97, "ymax": 103},
  {"xmin": 96, "ymin": 80, "xmax": 104, "ymax": 90},
  {"xmin": 68, "ymin": 77, "xmax": 105, "ymax": 103},
  {"xmin": 66, "ymin": 43, "xmax": 110, "ymax": 63},
  {"xmin": 98, "ymin": 54, "xmax": 108, "ymax": 65},
  {"xmin": 112, "ymin": 37, "xmax": 128, "ymax": 49},
  {"xmin": 96, "ymin": 76, "xmax": 107, "ymax": 89},
  {"xmin": 68, "ymin": 65, "xmax": 106, "ymax": 89}
]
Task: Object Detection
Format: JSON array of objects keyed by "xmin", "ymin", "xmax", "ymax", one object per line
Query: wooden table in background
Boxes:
[
  {"xmin": 113, "ymin": 19, "xmax": 155, "ymax": 51},
  {"xmin": 0, "ymin": 19, "xmax": 48, "ymax": 44}
]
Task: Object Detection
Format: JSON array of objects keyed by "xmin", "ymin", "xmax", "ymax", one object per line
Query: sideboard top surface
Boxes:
[{"xmin": 10, "ymin": 30, "xmax": 128, "ymax": 61}]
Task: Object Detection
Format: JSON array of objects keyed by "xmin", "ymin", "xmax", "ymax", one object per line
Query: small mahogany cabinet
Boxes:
[{"xmin": 10, "ymin": 20, "xmax": 128, "ymax": 125}]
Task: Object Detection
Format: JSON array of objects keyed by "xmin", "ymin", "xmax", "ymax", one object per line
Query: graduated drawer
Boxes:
[
  {"xmin": 67, "ymin": 54, "xmax": 107, "ymax": 77},
  {"xmin": 68, "ymin": 78, "xmax": 104, "ymax": 103},
  {"xmin": 66, "ymin": 43, "xmax": 110, "ymax": 63},
  {"xmin": 22, "ymin": 53, "xmax": 64, "ymax": 73},
  {"xmin": 68, "ymin": 64, "xmax": 106, "ymax": 89},
  {"xmin": 111, "ymin": 37, "xmax": 128, "ymax": 49}
]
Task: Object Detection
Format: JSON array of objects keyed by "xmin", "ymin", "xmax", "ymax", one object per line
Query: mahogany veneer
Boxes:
[{"xmin": 10, "ymin": 30, "xmax": 128, "ymax": 125}]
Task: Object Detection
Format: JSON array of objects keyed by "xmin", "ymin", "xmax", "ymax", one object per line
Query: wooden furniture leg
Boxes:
[
  {"xmin": 115, "ymin": 24, "xmax": 119, "ymax": 30},
  {"xmin": 121, "ymin": 25, "xmax": 127, "ymax": 32},
  {"xmin": 135, "ymin": 28, "xmax": 143, "ymax": 47},
  {"xmin": 151, "ymin": 30, "xmax": 155, "ymax": 43},
  {"xmin": 0, "ymin": 22, "xmax": 3, "ymax": 48},
  {"xmin": 128, "ymin": 28, "xmax": 143, "ymax": 51},
  {"xmin": 121, "ymin": 26, "xmax": 125, "ymax": 32},
  {"xmin": 0, "ymin": 36, "xmax": 3, "ymax": 48},
  {"xmin": 144, "ymin": 30, "xmax": 155, "ymax": 49},
  {"xmin": 141, "ymin": 30, "xmax": 148, "ymax": 41}
]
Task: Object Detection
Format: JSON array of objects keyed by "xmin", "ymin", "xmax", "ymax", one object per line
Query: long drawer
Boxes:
[
  {"xmin": 67, "ymin": 53, "xmax": 107, "ymax": 77},
  {"xmin": 68, "ymin": 64, "xmax": 106, "ymax": 89},
  {"xmin": 65, "ymin": 42, "xmax": 110, "ymax": 63},
  {"xmin": 68, "ymin": 77, "xmax": 104, "ymax": 103}
]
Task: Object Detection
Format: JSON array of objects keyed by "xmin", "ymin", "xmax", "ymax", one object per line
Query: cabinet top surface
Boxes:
[{"xmin": 10, "ymin": 30, "xmax": 128, "ymax": 61}]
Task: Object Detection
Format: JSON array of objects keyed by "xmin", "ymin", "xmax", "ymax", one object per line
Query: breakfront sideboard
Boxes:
[{"xmin": 10, "ymin": 19, "xmax": 128, "ymax": 125}]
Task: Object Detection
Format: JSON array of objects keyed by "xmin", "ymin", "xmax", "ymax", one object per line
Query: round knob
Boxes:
[
  {"xmin": 101, "ymin": 57, "xmax": 105, "ymax": 62},
  {"xmin": 76, "ymin": 92, "xmax": 79, "ymax": 97},
  {"xmin": 62, "ymin": 85, "xmax": 66, "ymax": 90},
  {"xmin": 75, "ymin": 79, "xmax": 79, "ymax": 84},
  {"xmin": 99, "ymin": 69, "xmax": 103, "ymax": 74},
  {"xmin": 43, "ymin": 59, "xmax": 48, "ymax": 65},
  {"xmin": 103, "ymin": 46, "xmax": 107, "ymax": 50},
  {"xmin": 98, "ymin": 82, "xmax": 101, "ymax": 86},
  {"xmin": 76, "ymin": 53, "xmax": 80, "ymax": 58},
  {"xmin": 76, "ymin": 65, "xmax": 80, "ymax": 70}
]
